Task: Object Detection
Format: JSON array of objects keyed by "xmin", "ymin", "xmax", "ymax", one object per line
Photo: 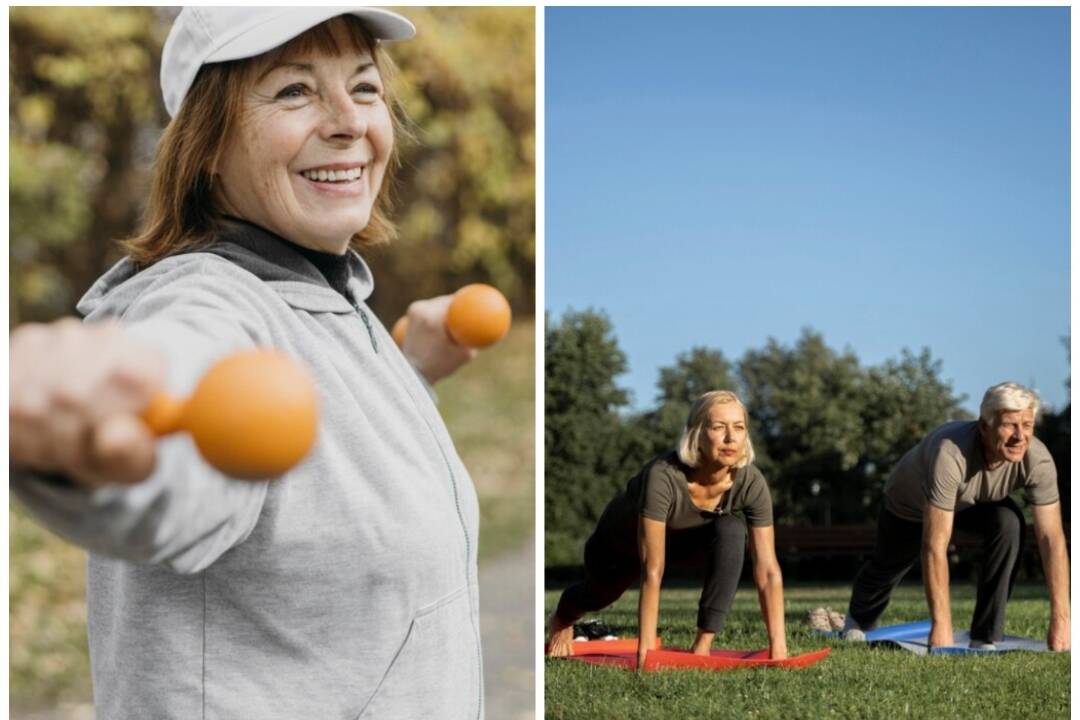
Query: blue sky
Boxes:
[{"xmin": 546, "ymin": 7, "xmax": 1070, "ymax": 414}]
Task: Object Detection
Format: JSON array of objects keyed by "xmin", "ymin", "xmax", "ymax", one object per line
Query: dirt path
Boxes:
[{"xmin": 479, "ymin": 536, "xmax": 536, "ymax": 720}]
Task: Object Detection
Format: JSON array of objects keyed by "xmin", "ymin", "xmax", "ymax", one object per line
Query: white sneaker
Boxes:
[
  {"xmin": 969, "ymin": 640, "xmax": 996, "ymax": 651},
  {"xmin": 806, "ymin": 607, "xmax": 832, "ymax": 633},
  {"xmin": 840, "ymin": 614, "xmax": 867, "ymax": 641}
]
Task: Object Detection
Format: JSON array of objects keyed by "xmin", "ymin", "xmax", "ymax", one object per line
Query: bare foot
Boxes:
[
  {"xmin": 690, "ymin": 629, "xmax": 715, "ymax": 656},
  {"xmin": 546, "ymin": 614, "xmax": 575, "ymax": 657}
]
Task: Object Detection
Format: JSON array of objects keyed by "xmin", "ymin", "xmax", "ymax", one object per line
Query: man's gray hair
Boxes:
[
  {"xmin": 677, "ymin": 390, "xmax": 755, "ymax": 469},
  {"xmin": 979, "ymin": 382, "xmax": 1041, "ymax": 424}
]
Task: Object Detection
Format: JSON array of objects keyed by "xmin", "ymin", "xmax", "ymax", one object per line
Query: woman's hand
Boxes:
[
  {"xmin": 398, "ymin": 296, "xmax": 477, "ymax": 384},
  {"xmin": 10, "ymin": 319, "xmax": 164, "ymax": 488},
  {"xmin": 749, "ymin": 525, "xmax": 788, "ymax": 660},
  {"xmin": 636, "ymin": 517, "xmax": 666, "ymax": 671}
]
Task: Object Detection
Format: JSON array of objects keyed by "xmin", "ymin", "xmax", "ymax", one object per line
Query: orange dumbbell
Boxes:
[
  {"xmin": 141, "ymin": 350, "xmax": 318, "ymax": 480},
  {"xmin": 392, "ymin": 284, "xmax": 512, "ymax": 350}
]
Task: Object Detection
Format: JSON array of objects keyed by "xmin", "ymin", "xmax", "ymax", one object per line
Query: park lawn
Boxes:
[
  {"xmin": 544, "ymin": 582, "xmax": 1069, "ymax": 719},
  {"xmin": 9, "ymin": 319, "xmax": 535, "ymax": 709}
]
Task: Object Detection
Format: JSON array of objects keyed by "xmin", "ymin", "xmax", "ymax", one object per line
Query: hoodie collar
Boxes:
[{"xmin": 79, "ymin": 218, "xmax": 375, "ymax": 317}]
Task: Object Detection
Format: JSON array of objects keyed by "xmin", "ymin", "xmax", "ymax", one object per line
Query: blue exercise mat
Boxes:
[{"xmin": 820, "ymin": 619, "xmax": 1049, "ymax": 656}]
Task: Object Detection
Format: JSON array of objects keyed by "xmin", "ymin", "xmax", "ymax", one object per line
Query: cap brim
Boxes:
[{"xmin": 205, "ymin": 7, "xmax": 415, "ymax": 65}]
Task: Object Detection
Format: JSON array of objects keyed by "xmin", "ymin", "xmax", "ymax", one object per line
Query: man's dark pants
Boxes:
[{"xmin": 848, "ymin": 497, "xmax": 1025, "ymax": 643}]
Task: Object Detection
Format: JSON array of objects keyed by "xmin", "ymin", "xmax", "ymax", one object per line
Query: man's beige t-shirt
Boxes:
[{"xmin": 883, "ymin": 421, "xmax": 1058, "ymax": 522}]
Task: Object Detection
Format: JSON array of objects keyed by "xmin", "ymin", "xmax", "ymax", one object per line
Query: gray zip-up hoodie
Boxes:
[{"xmin": 12, "ymin": 220, "xmax": 483, "ymax": 720}]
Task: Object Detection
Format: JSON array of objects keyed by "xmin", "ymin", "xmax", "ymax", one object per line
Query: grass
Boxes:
[
  {"xmin": 544, "ymin": 582, "xmax": 1069, "ymax": 719},
  {"xmin": 9, "ymin": 318, "xmax": 535, "ymax": 708}
]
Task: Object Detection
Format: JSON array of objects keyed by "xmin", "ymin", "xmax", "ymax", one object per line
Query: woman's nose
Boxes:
[{"xmin": 319, "ymin": 92, "xmax": 367, "ymax": 141}]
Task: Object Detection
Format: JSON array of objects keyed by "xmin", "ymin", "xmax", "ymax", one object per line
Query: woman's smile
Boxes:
[{"xmin": 296, "ymin": 162, "xmax": 369, "ymax": 197}]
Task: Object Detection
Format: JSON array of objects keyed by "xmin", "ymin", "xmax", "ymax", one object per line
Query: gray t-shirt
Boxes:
[
  {"xmin": 597, "ymin": 452, "xmax": 773, "ymax": 555},
  {"xmin": 883, "ymin": 420, "xmax": 1058, "ymax": 522}
]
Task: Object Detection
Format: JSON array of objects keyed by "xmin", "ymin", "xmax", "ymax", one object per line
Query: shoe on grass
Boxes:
[
  {"xmin": 806, "ymin": 607, "xmax": 833, "ymax": 633},
  {"xmin": 573, "ymin": 619, "xmax": 616, "ymax": 641},
  {"xmin": 840, "ymin": 614, "xmax": 867, "ymax": 642}
]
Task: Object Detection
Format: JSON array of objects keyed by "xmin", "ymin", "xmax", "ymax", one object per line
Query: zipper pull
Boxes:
[{"xmin": 356, "ymin": 305, "xmax": 379, "ymax": 354}]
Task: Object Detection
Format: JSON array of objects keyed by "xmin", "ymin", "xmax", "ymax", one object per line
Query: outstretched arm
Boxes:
[
  {"xmin": 922, "ymin": 503, "xmax": 955, "ymax": 648},
  {"xmin": 1032, "ymin": 502, "xmax": 1070, "ymax": 651},
  {"xmin": 636, "ymin": 517, "xmax": 666, "ymax": 669},
  {"xmin": 750, "ymin": 524, "xmax": 787, "ymax": 659}
]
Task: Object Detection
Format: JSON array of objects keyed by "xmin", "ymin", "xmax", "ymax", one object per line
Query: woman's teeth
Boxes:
[{"xmin": 301, "ymin": 167, "xmax": 363, "ymax": 183}]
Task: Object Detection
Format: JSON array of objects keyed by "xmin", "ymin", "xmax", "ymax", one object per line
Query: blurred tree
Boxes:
[
  {"xmin": 544, "ymin": 309, "xmax": 629, "ymax": 564},
  {"xmin": 738, "ymin": 330, "xmax": 867, "ymax": 523},
  {"xmin": 631, "ymin": 347, "xmax": 739, "ymax": 462},
  {"xmin": 367, "ymin": 7, "xmax": 535, "ymax": 320},
  {"xmin": 858, "ymin": 349, "xmax": 970, "ymax": 512},
  {"xmin": 9, "ymin": 6, "xmax": 169, "ymax": 325},
  {"xmin": 737, "ymin": 331, "xmax": 966, "ymax": 525},
  {"xmin": 9, "ymin": 7, "xmax": 535, "ymax": 328}
]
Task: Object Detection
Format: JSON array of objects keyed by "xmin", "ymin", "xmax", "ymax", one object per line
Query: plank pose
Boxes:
[
  {"xmin": 10, "ymin": 8, "xmax": 486, "ymax": 719},
  {"xmin": 844, "ymin": 383, "xmax": 1070, "ymax": 651},
  {"xmin": 548, "ymin": 391, "xmax": 788, "ymax": 667}
]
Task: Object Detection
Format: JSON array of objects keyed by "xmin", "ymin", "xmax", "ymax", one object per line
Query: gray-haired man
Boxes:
[{"xmin": 844, "ymin": 383, "xmax": 1070, "ymax": 651}]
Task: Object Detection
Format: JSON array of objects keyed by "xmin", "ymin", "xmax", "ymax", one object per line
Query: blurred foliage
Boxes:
[
  {"xmin": 545, "ymin": 314, "xmax": 973, "ymax": 566},
  {"xmin": 9, "ymin": 7, "xmax": 535, "ymax": 328},
  {"xmin": 544, "ymin": 310, "xmax": 631, "ymax": 563}
]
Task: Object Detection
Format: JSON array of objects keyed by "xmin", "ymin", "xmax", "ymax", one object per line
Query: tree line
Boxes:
[{"xmin": 545, "ymin": 310, "xmax": 1070, "ymax": 566}]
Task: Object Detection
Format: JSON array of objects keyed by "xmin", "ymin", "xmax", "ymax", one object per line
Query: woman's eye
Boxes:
[
  {"xmin": 353, "ymin": 82, "xmax": 381, "ymax": 97},
  {"xmin": 275, "ymin": 83, "xmax": 309, "ymax": 100}
]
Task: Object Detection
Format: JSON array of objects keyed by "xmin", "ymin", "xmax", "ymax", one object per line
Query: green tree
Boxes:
[
  {"xmin": 738, "ymin": 330, "xmax": 866, "ymax": 523},
  {"xmin": 631, "ymin": 347, "xmax": 738, "ymax": 463},
  {"xmin": 544, "ymin": 309, "xmax": 629, "ymax": 564},
  {"xmin": 738, "ymin": 330, "xmax": 966, "ymax": 524},
  {"xmin": 859, "ymin": 349, "xmax": 970, "ymax": 511}
]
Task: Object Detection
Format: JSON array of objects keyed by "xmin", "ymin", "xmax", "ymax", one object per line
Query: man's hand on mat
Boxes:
[
  {"xmin": 10, "ymin": 319, "xmax": 165, "ymax": 488},
  {"xmin": 1047, "ymin": 617, "xmax": 1070, "ymax": 652},
  {"xmin": 928, "ymin": 622, "xmax": 954, "ymax": 649}
]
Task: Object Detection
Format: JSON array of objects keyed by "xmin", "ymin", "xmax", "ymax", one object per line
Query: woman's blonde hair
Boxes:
[
  {"xmin": 123, "ymin": 15, "xmax": 403, "ymax": 265},
  {"xmin": 677, "ymin": 390, "xmax": 756, "ymax": 469}
]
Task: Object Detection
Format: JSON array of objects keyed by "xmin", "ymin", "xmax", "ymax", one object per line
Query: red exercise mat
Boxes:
[
  {"xmin": 553, "ymin": 638, "xmax": 830, "ymax": 671},
  {"xmin": 544, "ymin": 637, "xmax": 663, "ymax": 656}
]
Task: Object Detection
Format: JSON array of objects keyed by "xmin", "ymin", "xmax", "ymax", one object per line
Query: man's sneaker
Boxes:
[
  {"xmin": 840, "ymin": 614, "xmax": 867, "ymax": 642},
  {"xmin": 969, "ymin": 639, "xmax": 997, "ymax": 651},
  {"xmin": 573, "ymin": 619, "xmax": 616, "ymax": 641},
  {"xmin": 806, "ymin": 607, "xmax": 833, "ymax": 633}
]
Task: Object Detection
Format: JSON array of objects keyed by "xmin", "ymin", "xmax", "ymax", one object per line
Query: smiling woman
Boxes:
[{"xmin": 10, "ymin": 8, "xmax": 490, "ymax": 720}]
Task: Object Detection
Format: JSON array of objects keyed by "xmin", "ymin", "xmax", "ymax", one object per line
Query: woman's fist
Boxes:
[{"xmin": 10, "ymin": 319, "xmax": 164, "ymax": 488}]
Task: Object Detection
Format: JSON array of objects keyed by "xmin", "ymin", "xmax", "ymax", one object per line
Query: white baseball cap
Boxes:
[{"xmin": 160, "ymin": 7, "xmax": 415, "ymax": 117}]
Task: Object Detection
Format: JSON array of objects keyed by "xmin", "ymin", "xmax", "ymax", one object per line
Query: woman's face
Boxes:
[
  {"xmin": 215, "ymin": 25, "xmax": 392, "ymax": 254},
  {"xmin": 699, "ymin": 402, "xmax": 747, "ymax": 469}
]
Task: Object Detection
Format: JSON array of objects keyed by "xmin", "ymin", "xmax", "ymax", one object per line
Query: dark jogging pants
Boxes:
[
  {"xmin": 848, "ymin": 497, "xmax": 1025, "ymax": 643},
  {"xmin": 554, "ymin": 513, "xmax": 748, "ymax": 634}
]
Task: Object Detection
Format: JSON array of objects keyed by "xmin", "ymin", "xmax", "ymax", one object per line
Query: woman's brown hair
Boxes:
[{"xmin": 122, "ymin": 15, "xmax": 403, "ymax": 265}]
